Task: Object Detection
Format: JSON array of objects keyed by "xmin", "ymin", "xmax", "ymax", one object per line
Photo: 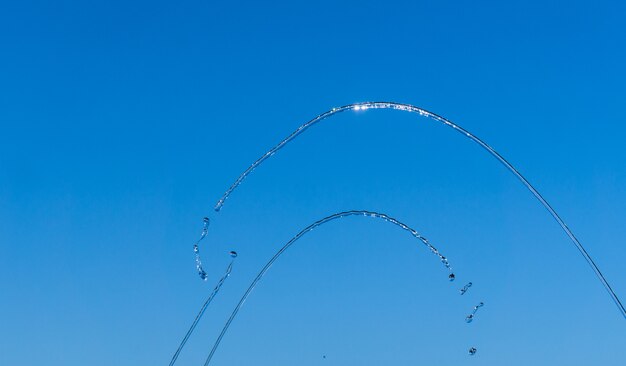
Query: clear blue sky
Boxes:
[{"xmin": 1, "ymin": 0, "xmax": 625, "ymax": 365}]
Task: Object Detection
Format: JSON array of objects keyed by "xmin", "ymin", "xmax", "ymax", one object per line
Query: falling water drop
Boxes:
[
  {"xmin": 460, "ymin": 282, "xmax": 473, "ymax": 295},
  {"xmin": 229, "ymin": 251, "xmax": 238, "ymax": 258},
  {"xmin": 448, "ymin": 273, "xmax": 456, "ymax": 281},
  {"xmin": 465, "ymin": 302, "xmax": 484, "ymax": 323},
  {"xmin": 468, "ymin": 347, "xmax": 477, "ymax": 356},
  {"xmin": 194, "ymin": 217, "xmax": 211, "ymax": 281}
]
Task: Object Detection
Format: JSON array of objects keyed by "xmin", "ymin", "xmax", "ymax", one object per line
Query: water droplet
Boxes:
[
  {"xmin": 229, "ymin": 251, "xmax": 238, "ymax": 258},
  {"xmin": 468, "ymin": 347, "xmax": 477, "ymax": 355},
  {"xmin": 460, "ymin": 282, "xmax": 473, "ymax": 295},
  {"xmin": 448, "ymin": 273, "xmax": 456, "ymax": 281},
  {"xmin": 465, "ymin": 301, "xmax": 484, "ymax": 323},
  {"xmin": 194, "ymin": 218, "xmax": 212, "ymax": 281}
]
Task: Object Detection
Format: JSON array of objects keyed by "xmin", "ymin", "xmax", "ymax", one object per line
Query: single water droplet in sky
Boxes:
[
  {"xmin": 465, "ymin": 301, "xmax": 484, "ymax": 323},
  {"xmin": 229, "ymin": 251, "xmax": 238, "ymax": 258},
  {"xmin": 468, "ymin": 347, "xmax": 477, "ymax": 355},
  {"xmin": 203, "ymin": 217, "xmax": 210, "ymax": 223},
  {"xmin": 460, "ymin": 282, "xmax": 472, "ymax": 295},
  {"xmin": 449, "ymin": 273, "xmax": 456, "ymax": 281}
]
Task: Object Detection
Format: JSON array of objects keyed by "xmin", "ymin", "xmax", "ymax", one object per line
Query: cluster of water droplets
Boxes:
[
  {"xmin": 360, "ymin": 211, "xmax": 455, "ymax": 278},
  {"xmin": 458, "ymin": 281, "xmax": 484, "ymax": 356},
  {"xmin": 193, "ymin": 217, "xmax": 210, "ymax": 281}
]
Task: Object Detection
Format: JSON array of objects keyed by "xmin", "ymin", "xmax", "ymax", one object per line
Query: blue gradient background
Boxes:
[{"xmin": 1, "ymin": 1, "xmax": 625, "ymax": 365}]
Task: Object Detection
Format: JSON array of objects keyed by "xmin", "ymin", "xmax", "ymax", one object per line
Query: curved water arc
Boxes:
[
  {"xmin": 211, "ymin": 101, "xmax": 625, "ymax": 318},
  {"xmin": 202, "ymin": 210, "xmax": 454, "ymax": 365},
  {"xmin": 169, "ymin": 258, "xmax": 235, "ymax": 366}
]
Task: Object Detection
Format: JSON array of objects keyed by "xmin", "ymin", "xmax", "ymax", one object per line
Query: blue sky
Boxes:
[{"xmin": 1, "ymin": 0, "xmax": 625, "ymax": 365}]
